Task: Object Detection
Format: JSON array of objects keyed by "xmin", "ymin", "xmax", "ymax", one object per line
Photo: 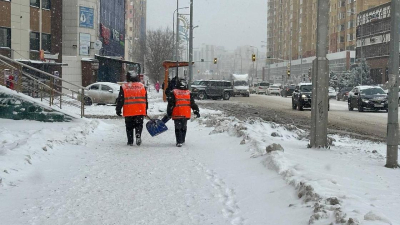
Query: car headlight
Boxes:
[
  {"xmin": 362, "ymin": 99, "xmax": 369, "ymax": 103},
  {"xmin": 301, "ymin": 95, "xmax": 307, "ymax": 98}
]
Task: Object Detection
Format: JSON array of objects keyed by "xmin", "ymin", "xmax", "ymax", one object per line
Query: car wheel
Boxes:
[
  {"xmin": 336, "ymin": 95, "xmax": 340, "ymax": 101},
  {"xmin": 284, "ymin": 94, "xmax": 287, "ymax": 98},
  {"xmin": 198, "ymin": 91, "xmax": 207, "ymax": 100},
  {"xmin": 84, "ymin": 96, "xmax": 92, "ymax": 106},
  {"xmin": 223, "ymin": 92, "xmax": 230, "ymax": 100}
]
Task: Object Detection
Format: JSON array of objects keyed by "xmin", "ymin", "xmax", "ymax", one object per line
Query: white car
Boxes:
[
  {"xmin": 83, "ymin": 82, "xmax": 121, "ymax": 105},
  {"xmin": 267, "ymin": 85, "xmax": 281, "ymax": 96},
  {"xmin": 328, "ymin": 87, "xmax": 337, "ymax": 99},
  {"xmin": 255, "ymin": 82, "xmax": 270, "ymax": 94}
]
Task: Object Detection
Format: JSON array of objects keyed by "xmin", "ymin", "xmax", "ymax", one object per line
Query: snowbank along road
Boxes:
[{"xmin": 199, "ymin": 95, "xmax": 397, "ymax": 142}]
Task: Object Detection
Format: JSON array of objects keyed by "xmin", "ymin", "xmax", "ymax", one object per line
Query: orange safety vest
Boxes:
[
  {"xmin": 172, "ymin": 89, "xmax": 191, "ymax": 119},
  {"xmin": 122, "ymin": 82, "xmax": 147, "ymax": 117}
]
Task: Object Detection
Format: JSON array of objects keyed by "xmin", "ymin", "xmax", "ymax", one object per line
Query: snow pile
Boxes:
[
  {"xmin": 197, "ymin": 113, "xmax": 400, "ymax": 225},
  {"xmin": 0, "ymin": 119, "xmax": 105, "ymax": 189}
]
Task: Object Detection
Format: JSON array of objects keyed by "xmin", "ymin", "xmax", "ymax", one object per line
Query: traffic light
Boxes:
[
  {"xmin": 287, "ymin": 70, "xmax": 291, "ymax": 77},
  {"xmin": 252, "ymin": 54, "xmax": 256, "ymax": 62},
  {"xmin": 214, "ymin": 58, "xmax": 217, "ymax": 64}
]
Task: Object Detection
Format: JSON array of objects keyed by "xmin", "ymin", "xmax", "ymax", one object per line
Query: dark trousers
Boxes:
[
  {"xmin": 174, "ymin": 119, "xmax": 188, "ymax": 144},
  {"xmin": 125, "ymin": 116, "xmax": 144, "ymax": 144}
]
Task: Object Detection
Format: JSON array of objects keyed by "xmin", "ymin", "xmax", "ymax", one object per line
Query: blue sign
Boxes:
[{"xmin": 79, "ymin": 7, "xmax": 94, "ymax": 29}]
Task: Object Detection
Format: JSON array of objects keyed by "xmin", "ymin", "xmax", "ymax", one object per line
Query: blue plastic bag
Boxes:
[{"xmin": 146, "ymin": 119, "xmax": 168, "ymax": 137}]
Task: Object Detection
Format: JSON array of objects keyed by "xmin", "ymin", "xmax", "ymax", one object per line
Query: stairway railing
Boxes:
[{"xmin": 0, "ymin": 54, "xmax": 86, "ymax": 117}]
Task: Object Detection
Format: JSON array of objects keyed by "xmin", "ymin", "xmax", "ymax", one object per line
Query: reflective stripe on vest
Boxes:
[
  {"xmin": 172, "ymin": 89, "xmax": 191, "ymax": 119},
  {"xmin": 122, "ymin": 82, "xmax": 147, "ymax": 117}
]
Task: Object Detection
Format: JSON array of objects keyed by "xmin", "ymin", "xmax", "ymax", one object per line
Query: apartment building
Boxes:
[
  {"xmin": 266, "ymin": 0, "xmax": 389, "ymax": 83},
  {"xmin": 0, "ymin": 0, "xmax": 62, "ymax": 74},
  {"xmin": 356, "ymin": 2, "xmax": 391, "ymax": 84},
  {"xmin": 125, "ymin": 0, "xmax": 147, "ymax": 63}
]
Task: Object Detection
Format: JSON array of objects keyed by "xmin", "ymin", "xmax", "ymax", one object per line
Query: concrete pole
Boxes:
[
  {"xmin": 188, "ymin": 0, "xmax": 194, "ymax": 90},
  {"xmin": 386, "ymin": 0, "xmax": 400, "ymax": 168},
  {"xmin": 310, "ymin": 0, "xmax": 329, "ymax": 148},
  {"xmin": 175, "ymin": 0, "xmax": 180, "ymax": 80},
  {"xmin": 39, "ymin": 0, "xmax": 42, "ymax": 51}
]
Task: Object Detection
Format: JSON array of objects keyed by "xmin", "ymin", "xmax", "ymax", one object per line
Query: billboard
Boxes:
[{"xmin": 79, "ymin": 7, "xmax": 94, "ymax": 29}]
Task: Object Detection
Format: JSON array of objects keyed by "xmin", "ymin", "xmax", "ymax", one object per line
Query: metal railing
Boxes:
[{"xmin": 0, "ymin": 54, "xmax": 86, "ymax": 118}]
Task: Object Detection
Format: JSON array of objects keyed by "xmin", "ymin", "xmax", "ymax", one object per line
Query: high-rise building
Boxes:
[
  {"xmin": 266, "ymin": 0, "xmax": 389, "ymax": 84},
  {"xmin": 267, "ymin": 0, "xmax": 389, "ymax": 61},
  {"xmin": 125, "ymin": 0, "xmax": 147, "ymax": 63}
]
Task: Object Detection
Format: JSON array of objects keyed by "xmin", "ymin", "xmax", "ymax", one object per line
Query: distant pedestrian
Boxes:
[
  {"xmin": 166, "ymin": 78, "xmax": 200, "ymax": 147},
  {"xmin": 116, "ymin": 72, "xmax": 148, "ymax": 146},
  {"xmin": 155, "ymin": 81, "xmax": 160, "ymax": 93}
]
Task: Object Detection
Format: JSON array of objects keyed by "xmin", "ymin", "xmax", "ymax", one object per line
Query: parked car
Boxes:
[
  {"xmin": 255, "ymin": 82, "xmax": 270, "ymax": 94},
  {"xmin": 191, "ymin": 80, "xmax": 233, "ymax": 100},
  {"xmin": 280, "ymin": 85, "xmax": 296, "ymax": 97},
  {"xmin": 328, "ymin": 87, "xmax": 337, "ymax": 99},
  {"xmin": 336, "ymin": 87, "xmax": 352, "ymax": 101},
  {"xmin": 348, "ymin": 86, "xmax": 388, "ymax": 112},
  {"xmin": 267, "ymin": 85, "xmax": 281, "ymax": 96},
  {"xmin": 83, "ymin": 82, "xmax": 121, "ymax": 105},
  {"xmin": 292, "ymin": 83, "xmax": 330, "ymax": 111}
]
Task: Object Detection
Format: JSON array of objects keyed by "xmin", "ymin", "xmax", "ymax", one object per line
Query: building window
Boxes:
[
  {"xmin": 0, "ymin": 27, "xmax": 11, "ymax": 48},
  {"xmin": 30, "ymin": 0, "xmax": 51, "ymax": 9},
  {"xmin": 42, "ymin": 33, "xmax": 51, "ymax": 52},
  {"xmin": 30, "ymin": 32, "xmax": 39, "ymax": 51},
  {"xmin": 30, "ymin": 32, "xmax": 51, "ymax": 52}
]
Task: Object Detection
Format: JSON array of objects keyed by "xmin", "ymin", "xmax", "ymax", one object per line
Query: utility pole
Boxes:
[
  {"xmin": 386, "ymin": 0, "xmax": 400, "ymax": 168},
  {"xmin": 188, "ymin": 0, "xmax": 193, "ymax": 90},
  {"xmin": 310, "ymin": 0, "xmax": 329, "ymax": 148},
  {"xmin": 175, "ymin": 0, "xmax": 180, "ymax": 80}
]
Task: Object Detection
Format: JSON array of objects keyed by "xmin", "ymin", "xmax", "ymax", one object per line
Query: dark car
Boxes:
[
  {"xmin": 191, "ymin": 80, "xmax": 233, "ymax": 100},
  {"xmin": 348, "ymin": 86, "xmax": 388, "ymax": 112},
  {"xmin": 292, "ymin": 83, "xmax": 330, "ymax": 111},
  {"xmin": 281, "ymin": 85, "xmax": 296, "ymax": 97},
  {"xmin": 292, "ymin": 83, "xmax": 312, "ymax": 110},
  {"xmin": 336, "ymin": 87, "xmax": 352, "ymax": 101}
]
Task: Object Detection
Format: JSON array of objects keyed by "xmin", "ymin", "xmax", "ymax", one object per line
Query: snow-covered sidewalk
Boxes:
[
  {"xmin": 0, "ymin": 118, "xmax": 310, "ymax": 225},
  {"xmin": 1, "ymin": 90, "xmax": 399, "ymax": 225}
]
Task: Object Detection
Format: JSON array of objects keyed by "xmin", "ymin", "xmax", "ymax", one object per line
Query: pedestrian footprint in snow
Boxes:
[
  {"xmin": 116, "ymin": 72, "xmax": 148, "ymax": 146},
  {"xmin": 163, "ymin": 78, "xmax": 200, "ymax": 147}
]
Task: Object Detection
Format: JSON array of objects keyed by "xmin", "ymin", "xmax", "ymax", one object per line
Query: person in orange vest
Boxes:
[
  {"xmin": 116, "ymin": 72, "xmax": 148, "ymax": 146},
  {"xmin": 166, "ymin": 78, "xmax": 200, "ymax": 147}
]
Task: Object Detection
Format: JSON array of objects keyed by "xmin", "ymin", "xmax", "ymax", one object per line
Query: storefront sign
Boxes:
[
  {"xmin": 79, "ymin": 7, "xmax": 94, "ymax": 29},
  {"xmin": 80, "ymin": 33, "xmax": 91, "ymax": 56}
]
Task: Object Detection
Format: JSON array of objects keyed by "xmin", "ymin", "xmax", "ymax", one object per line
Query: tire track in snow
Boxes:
[{"xmin": 196, "ymin": 162, "xmax": 245, "ymax": 225}]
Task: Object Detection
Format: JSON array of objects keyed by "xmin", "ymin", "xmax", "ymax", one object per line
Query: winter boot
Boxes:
[
  {"xmin": 176, "ymin": 143, "xmax": 183, "ymax": 147},
  {"xmin": 127, "ymin": 142, "xmax": 133, "ymax": 146},
  {"xmin": 136, "ymin": 134, "xmax": 142, "ymax": 146}
]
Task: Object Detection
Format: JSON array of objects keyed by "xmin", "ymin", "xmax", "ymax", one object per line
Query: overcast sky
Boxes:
[{"xmin": 147, "ymin": 0, "xmax": 268, "ymax": 51}]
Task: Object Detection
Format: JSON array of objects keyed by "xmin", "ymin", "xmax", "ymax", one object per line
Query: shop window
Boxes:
[{"xmin": 0, "ymin": 27, "xmax": 11, "ymax": 48}]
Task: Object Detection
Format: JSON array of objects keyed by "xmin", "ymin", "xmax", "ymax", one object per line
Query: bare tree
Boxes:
[{"xmin": 145, "ymin": 28, "xmax": 175, "ymax": 84}]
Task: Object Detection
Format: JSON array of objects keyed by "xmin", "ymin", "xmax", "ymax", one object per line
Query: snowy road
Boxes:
[
  {"xmin": 0, "ymin": 118, "xmax": 310, "ymax": 225},
  {"xmin": 199, "ymin": 95, "xmax": 395, "ymax": 142}
]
